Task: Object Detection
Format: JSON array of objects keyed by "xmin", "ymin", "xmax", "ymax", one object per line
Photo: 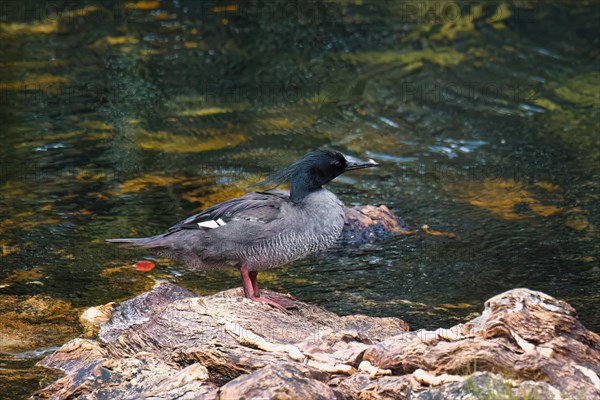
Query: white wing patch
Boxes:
[{"xmin": 197, "ymin": 218, "xmax": 227, "ymax": 229}]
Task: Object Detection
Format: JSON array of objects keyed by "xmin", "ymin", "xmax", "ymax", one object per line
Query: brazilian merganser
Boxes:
[{"xmin": 106, "ymin": 149, "xmax": 379, "ymax": 310}]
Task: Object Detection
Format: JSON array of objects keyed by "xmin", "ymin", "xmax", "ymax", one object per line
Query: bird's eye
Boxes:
[{"xmin": 333, "ymin": 160, "xmax": 342, "ymax": 168}]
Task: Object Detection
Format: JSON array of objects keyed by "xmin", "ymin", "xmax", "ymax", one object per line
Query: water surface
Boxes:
[{"xmin": 1, "ymin": 1, "xmax": 599, "ymax": 398}]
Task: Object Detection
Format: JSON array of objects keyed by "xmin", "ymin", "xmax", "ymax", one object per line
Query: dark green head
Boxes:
[{"xmin": 254, "ymin": 149, "xmax": 379, "ymax": 203}]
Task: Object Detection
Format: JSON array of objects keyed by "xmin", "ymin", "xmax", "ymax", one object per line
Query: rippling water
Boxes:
[{"xmin": 1, "ymin": 1, "xmax": 599, "ymax": 398}]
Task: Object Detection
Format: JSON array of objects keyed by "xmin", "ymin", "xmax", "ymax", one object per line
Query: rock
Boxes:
[
  {"xmin": 363, "ymin": 288, "xmax": 600, "ymax": 399},
  {"xmin": 334, "ymin": 372, "xmax": 422, "ymax": 400},
  {"xmin": 34, "ymin": 281, "xmax": 408, "ymax": 399},
  {"xmin": 80, "ymin": 302, "xmax": 116, "ymax": 337},
  {"xmin": 34, "ymin": 283, "xmax": 599, "ymax": 400},
  {"xmin": 219, "ymin": 362, "xmax": 337, "ymax": 400},
  {"xmin": 40, "ymin": 338, "xmax": 108, "ymax": 375},
  {"xmin": 341, "ymin": 204, "xmax": 409, "ymax": 243},
  {"xmin": 37, "ymin": 349, "xmax": 218, "ymax": 400},
  {"xmin": 413, "ymin": 372, "xmax": 567, "ymax": 400}
]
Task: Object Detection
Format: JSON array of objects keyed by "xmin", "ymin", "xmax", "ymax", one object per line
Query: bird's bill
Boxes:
[{"xmin": 344, "ymin": 155, "xmax": 380, "ymax": 171}]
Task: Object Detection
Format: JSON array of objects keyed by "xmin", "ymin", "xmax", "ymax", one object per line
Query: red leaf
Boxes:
[{"xmin": 134, "ymin": 260, "xmax": 155, "ymax": 272}]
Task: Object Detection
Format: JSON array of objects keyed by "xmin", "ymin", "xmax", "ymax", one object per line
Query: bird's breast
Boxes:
[{"xmin": 243, "ymin": 189, "xmax": 344, "ymax": 270}]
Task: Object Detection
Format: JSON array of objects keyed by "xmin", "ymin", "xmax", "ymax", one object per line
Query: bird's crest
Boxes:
[{"xmin": 250, "ymin": 149, "xmax": 341, "ymax": 190}]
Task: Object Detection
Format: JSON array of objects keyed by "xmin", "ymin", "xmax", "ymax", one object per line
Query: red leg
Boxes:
[
  {"xmin": 240, "ymin": 264, "xmax": 254, "ymax": 298},
  {"xmin": 249, "ymin": 271, "xmax": 259, "ymax": 297},
  {"xmin": 239, "ymin": 265, "xmax": 294, "ymax": 312}
]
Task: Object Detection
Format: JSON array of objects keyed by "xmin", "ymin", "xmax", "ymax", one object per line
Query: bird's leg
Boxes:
[
  {"xmin": 239, "ymin": 264, "xmax": 291, "ymax": 312},
  {"xmin": 249, "ymin": 271, "xmax": 259, "ymax": 297},
  {"xmin": 239, "ymin": 264, "xmax": 254, "ymax": 298}
]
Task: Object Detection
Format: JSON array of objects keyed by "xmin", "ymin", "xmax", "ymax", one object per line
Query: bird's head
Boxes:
[
  {"xmin": 294, "ymin": 149, "xmax": 379, "ymax": 186},
  {"xmin": 253, "ymin": 149, "xmax": 379, "ymax": 203}
]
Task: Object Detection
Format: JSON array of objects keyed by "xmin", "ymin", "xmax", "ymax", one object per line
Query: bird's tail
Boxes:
[{"xmin": 105, "ymin": 233, "xmax": 169, "ymax": 248}]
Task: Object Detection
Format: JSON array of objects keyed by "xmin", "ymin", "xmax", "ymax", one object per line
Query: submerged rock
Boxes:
[
  {"xmin": 34, "ymin": 283, "xmax": 599, "ymax": 400},
  {"xmin": 0, "ymin": 294, "xmax": 81, "ymax": 353}
]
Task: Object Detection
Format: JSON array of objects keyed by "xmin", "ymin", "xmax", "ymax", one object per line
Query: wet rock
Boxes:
[
  {"xmin": 34, "ymin": 284, "xmax": 599, "ymax": 400},
  {"xmin": 341, "ymin": 204, "xmax": 409, "ymax": 243}
]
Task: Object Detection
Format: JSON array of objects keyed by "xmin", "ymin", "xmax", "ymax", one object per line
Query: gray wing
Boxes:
[{"xmin": 168, "ymin": 190, "xmax": 289, "ymax": 232}]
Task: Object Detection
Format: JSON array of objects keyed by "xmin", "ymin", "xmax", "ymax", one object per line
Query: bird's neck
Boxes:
[{"xmin": 290, "ymin": 171, "xmax": 321, "ymax": 204}]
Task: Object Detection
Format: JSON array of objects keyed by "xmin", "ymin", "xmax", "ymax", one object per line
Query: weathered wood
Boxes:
[{"xmin": 34, "ymin": 282, "xmax": 599, "ymax": 400}]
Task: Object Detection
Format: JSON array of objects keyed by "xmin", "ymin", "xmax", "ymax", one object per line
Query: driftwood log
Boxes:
[
  {"xmin": 31, "ymin": 206, "xmax": 600, "ymax": 399},
  {"xmin": 33, "ymin": 282, "xmax": 599, "ymax": 399}
]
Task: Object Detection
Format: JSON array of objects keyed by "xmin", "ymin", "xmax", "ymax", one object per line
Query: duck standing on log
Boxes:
[{"xmin": 106, "ymin": 149, "xmax": 379, "ymax": 310}]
